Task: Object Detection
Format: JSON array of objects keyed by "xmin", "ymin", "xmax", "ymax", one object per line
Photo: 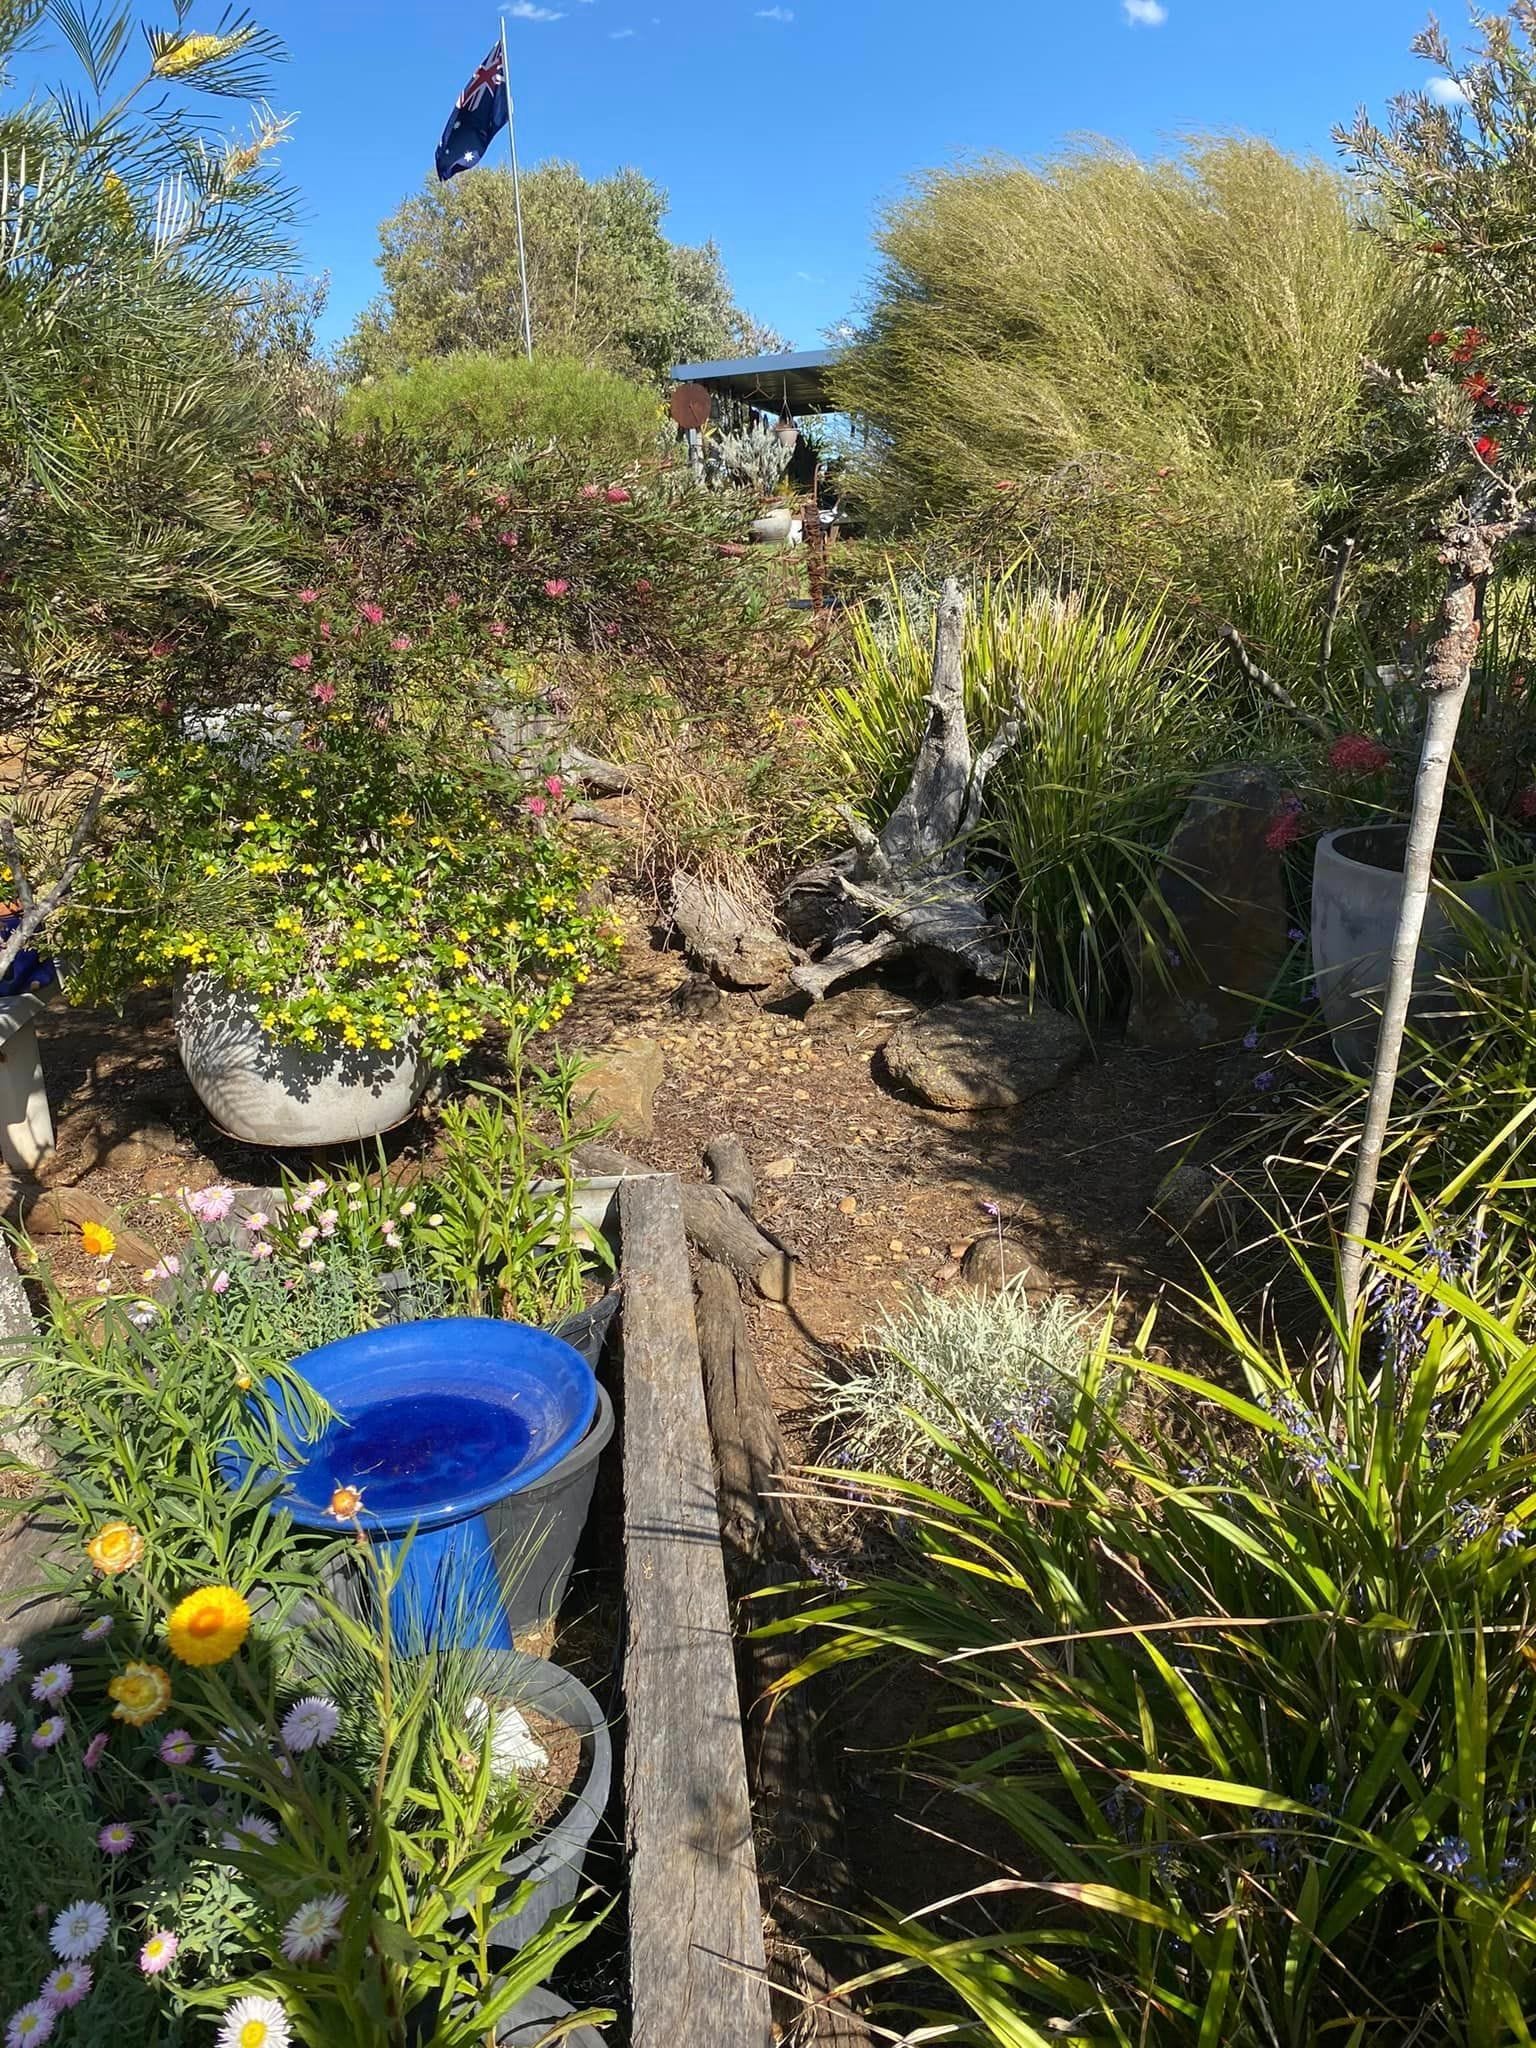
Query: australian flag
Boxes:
[{"xmin": 435, "ymin": 43, "xmax": 508, "ymax": 181}]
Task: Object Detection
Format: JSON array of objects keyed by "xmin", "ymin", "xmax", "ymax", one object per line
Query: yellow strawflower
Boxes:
[
  {"xmin": 79, "ymin": 1220, "xmax": 116, "ymax": 1259},
  {"xmin": 86, "ymin": 1521, "xmax": 143, "ymax": 1575},
  {"xmin": 166, "ymin": 1584, "xmax": 251, "ymax": 1667},
  {"xmin": 109, "ymin": 1661, "xmax": 172, "ymax": 1725}
]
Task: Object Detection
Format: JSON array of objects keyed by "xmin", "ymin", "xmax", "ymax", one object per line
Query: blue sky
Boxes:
[{"xmin": 23, "ymin": 0, "xmax": 1481, "ymax": 355}]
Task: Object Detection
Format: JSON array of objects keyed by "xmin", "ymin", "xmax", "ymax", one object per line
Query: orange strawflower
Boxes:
[
  {"xmin": 166, "ymin": 1585, "xmax": 251, "ymax": 1668},
  {"xmin": 80, "ymin": 1221, "xmax": 116, "ymax": 1260},
  {"xmin": 325, "ymin": 1484, "xmax": 365, "ymax": 1520},
  {"xmin": 108, "ymin": 1661, "xmax": 172, "ymax": 1725},
  {"xmin": 86, "ymin": 1522, "xmax": 143, "ymax": 1575}
]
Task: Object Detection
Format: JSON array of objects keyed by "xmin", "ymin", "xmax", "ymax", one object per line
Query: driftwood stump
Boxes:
[
  {"xmin": 670, "ymin": 872, "xmax": 791, "ymax": 991},
  {"xmin": 695, "ymin": 1251, "xmax": 873, "ymax": 2047},
  {"xmin": 781, "ymin": 578, "xmax": 1020, "ymax": 1002},
  {"xmin": 574, "ymin": 1140, "xmax": 796, "ymax": 1302}
]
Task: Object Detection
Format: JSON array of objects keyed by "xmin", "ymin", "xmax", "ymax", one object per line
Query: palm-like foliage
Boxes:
[{"xmin": 777, "ymin": 1248, "xmax": 1536, "ymax": 2044}]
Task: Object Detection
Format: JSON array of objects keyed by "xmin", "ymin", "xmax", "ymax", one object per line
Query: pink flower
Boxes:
[
  {"xmin": 467, "ymin": 514, "xmax": 483, "ymax": 532},
  {"xmin": 318, "ymin": 621, "xmax": 332, "ymax": 640},
  {"xmin": 82, "ymin": 1733, "xmax": 109, "ymax": 1770},
  {"xmin": 289, "ymin": 653, "xmax": 313, "ymax": 672},
  {"xmin": 256, "ymin": 439, "xmax": 273, "ymax": 456},
  {"xmin": 605, "ymin": 486, "xmax": 631, "ymax": 503},
  {"xmin": 603, "ymin": 621, "xmax": 619, "ymax": 636},
  {"xmin": 148, "ymin": 1255, "xmax": 180, "ymax": 1282},
  {"xmin": 633, "ymin": 577, "xmax": 652, "ymax": 594},
  {"xmin": 494, "ymin": 491, "xmax": 511, "ymax": 510},
  {"xmin": 248, "ymin": 1240, "xmax": 274, "ymax": 1262},
  {"xmin": 1328, "ymin": 733, "xmax": 1392, "ymax": 777},
  {"xmin": 158, "ymin": 1730, "xmax": 196, "ymax": 1767},
  {"xmin": 41, "ymin": 1964, "xmax": 91, "ymax": 2011},
  {"xmin": 544, "ymin": 774, "xmax": 564, "ymax": 799},
  {"xmin": 208, "ymin": 1270, "xmax": 230, "ymax": 1295},
  {"xmin": 499, "ymin": 530, "xmax": 520, "ymax": 549},
  {"xmin": 445, "ymin": 592, "xmax": 462, "ymax": 610},
  {"xmin": 390, "ymin": 635, "xmax": 412, "ymax": 652},
  {"xmin": 1265, "ymin": 808, "xmax": 1304, "ymax": 853},
  {"xmin": 244, "ymin": 1211, "xmax": 269, "ymax": 1233},
  {"xmin": 149, "ymin": 638, "xmax": 176, "ymax": 658},
  {"xmin": 581, "ymin": 483, "xmax": 602, "ymax": 498},
  {"xmin": 97, "ymin": 1823, "xmax": 134, "ymax": 1857},
  {"xmin": 185, "ymin": 1184, "xmax": 233, "ymax": 1224},
  {"xmin": 312, "ymin": 681, "xmax": 336, "ymax": 705},
  {"xmin": 543, "ymin": 578, "xmax": 570, "ymax": 598},
  {"xmin": 296, "ymin": 589, "xmax": 319, "ymax": 604},
  {"xmin": 358, "ymin": 601, "xmax": 384, "ymax": 626},
  {"xmin": 523, "ymin": 795, "xmax": 547, "ymax": 819},
  {"xmin": 138, "ymin": 1931, "xmax": 178, "ymax": 1976},
  {"xmin": 487, "ymin": 621, "xmax": 508, "ymax": 640}
]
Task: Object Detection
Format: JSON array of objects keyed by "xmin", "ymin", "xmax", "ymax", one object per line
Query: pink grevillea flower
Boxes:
[
  {"xmin": 82, "ymin": 1733, "xmax": 109, "ymax": 1770},
  {"xmin": 467, "ymin": 514, "xmax": 483, "ymax": 532},
  {"xmin": 149, "ymin": 638, "xmax": 176, "ymax": 658},
  {"xmin": 1327, "ymin": 732, "xmax": 1392, "ymax": 777},
  {"xmin": 445, "ymin": 591, "xmax": 462, "ymax": 610},
  {"xmin": 40, "ymin": 1965, "xmax": 90, "ymax": 2012},
  {"xmin": 523, "ymin": 795, "xmax": 547, "ymax": 819},
  {"xmin": 390, "ymin": 635, "xmax": 412, "ymax": 652},
  {"xmin": 312, "ymin": 681, "xmax": 336, "ymax": 706},
  {"xmin": 544, "ymin": 774, "xmax": 564, "ymax": 799},
  {"xmin": 605, "ymin": 485, "xmax": 631, "ymax": 503},
  {"xmin": 581, "ymin": 482, "xmax": 602, "ymax": 498},
  {"xmin": 159, "ymin": 1729, "xmax": 196, "ymax": 1766},
  {"xmin": 493, "ymin": 490, "xmax": 511, "ymax": 510},
  {"xmin": 487, "ymin": 621, "xmax": 508, "ymax": 640},
  {"xmin": 296, "ymin": 589, "xmax": 319, "ymax": 604},
  {"xmin": 498, "ymin": 530, "xmax": 520, "ymax": 549},
  {"xmin": 633, "ymin": 576, "xmax": 652, "ymax": 594},
  {"xmin": 543, "ymin": 578, "xmax": 570, "ymax": 598},
  {"xmin": 288, "ymin": 653, "xmax": 312, "ymax": 672},
  {"xmin": 358, "ymin": 601, "xmax": 385, "ymax": 626},
  {"xmin": 139, "ymin": 1931, "xmax": 178, "ymax": 1976},
  {"xmin": 318, "ymin": 621, "xmax": 332, "ymax": 640},
  {"xmin": 97, "ymin": 1823, "xmax": 134, "ymax": 1857}
]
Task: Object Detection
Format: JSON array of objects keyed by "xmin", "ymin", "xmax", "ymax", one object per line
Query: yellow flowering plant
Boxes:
[{"xmin": 58, "ymin": 717, "xmax": 614, "ymax": 1066}]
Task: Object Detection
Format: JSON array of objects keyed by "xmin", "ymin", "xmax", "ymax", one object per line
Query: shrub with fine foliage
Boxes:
[{"xmin": 339, "ymin": 352, "xmax": 664, "ymax": 470}]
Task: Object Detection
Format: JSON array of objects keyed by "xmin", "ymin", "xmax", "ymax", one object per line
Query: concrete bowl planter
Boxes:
[
  {"xmin": 749, "ymin": 504, "xmax": 795, "ymax": 545},
  {"xmin": 1311, "ymin": 824, "xmax": 1511, "ymax": 1072},
  {"xmin": 175, "ymin": 972, "xmax": 427, "ymax": 1147},
  {"xmin": 495, "ymin": 1988, "xmax": 608, "ymax": 2044}
]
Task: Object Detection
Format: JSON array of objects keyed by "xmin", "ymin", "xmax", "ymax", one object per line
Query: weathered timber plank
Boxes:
[{"xmin": 620, "ymin": 1175, "xmax": 774, "ymax": 2048}]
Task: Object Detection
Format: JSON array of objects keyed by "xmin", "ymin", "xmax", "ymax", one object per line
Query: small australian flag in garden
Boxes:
[{"xmin": 435, "ymin": 42, "xmax": 508, "ymax": 181}]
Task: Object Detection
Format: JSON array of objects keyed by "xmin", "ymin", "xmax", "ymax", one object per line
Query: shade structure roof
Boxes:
[{"xmin": 669, "ymin": 347, "xmax": 841, "ymax": 416}]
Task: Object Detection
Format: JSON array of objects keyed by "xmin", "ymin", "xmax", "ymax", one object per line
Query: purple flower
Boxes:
[
  {"xmin": 1253, "ymin": 1069, "xmax": 1277, "ymax": 1092},
  {"xmin": 1242, "ymin": 1027, "xmax": 1260, "ymax": 1051}
]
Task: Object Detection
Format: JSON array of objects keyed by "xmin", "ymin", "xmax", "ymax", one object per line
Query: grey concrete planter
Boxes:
[
  {"xmin": 1312, "ymin": 824, "xmax": 1508, "ymax": 1072},
  {"xmin": 749, "ymin": 505, "xmax": 795, "ymax": 544},
  {"xmin": 495, "ymin": 1988, "xmax": 607, "ymax": 2044},
  {"xmin": 175, "ymin": 973, "xmax": 427, "ymax": 1147}
]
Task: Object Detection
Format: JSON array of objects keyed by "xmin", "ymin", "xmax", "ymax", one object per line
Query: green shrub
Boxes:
[
  {"xmin": 825, "ymin": 569, "xmax": 1227, "ymax": 1019},
  {"xmin": 835, "ymin": 138, "xmax": 1429, "ymax": 617},
  {"xmin": 339, "ymin": 352, "xmax": 664, "ymax": 470},
  {"xmin": 781, "ymin": 1246, "xmax": 1536, "ymax": 2044}
]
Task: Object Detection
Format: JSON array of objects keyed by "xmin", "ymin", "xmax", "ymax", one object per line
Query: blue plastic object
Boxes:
[{"xmin": 226, "ymin": 1318, "xmax": 597, "ymax": 1652}]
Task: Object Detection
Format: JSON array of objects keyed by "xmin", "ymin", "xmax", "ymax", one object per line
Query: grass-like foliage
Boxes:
[
  {"xmin": 825, "ymin": 568, "xmax": 1225, "ymax": 1017},
  {"xmin": 778, "ymin": 1247, "xmax": 1536, "ymax": 2044},
  {"xmin": 338, "ymin": 351, "xmax": 665, "ymax": 471},
  {"xmin": 835, "ymin": 137, "xmax": 1426, "ymax": 615},
  {"xmin": 813, "ymin": 1275, "xmax": 1103, "ymax": 1492}
]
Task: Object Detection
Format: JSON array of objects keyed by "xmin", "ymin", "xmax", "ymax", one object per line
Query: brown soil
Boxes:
[{"xmin": 504, "ymin": 1701, "xmax": 585, "ymax": 1831}]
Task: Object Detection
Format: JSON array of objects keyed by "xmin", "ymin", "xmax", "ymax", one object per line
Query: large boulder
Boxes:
[
  {"xmin": 1126, "ymin": 764, "xmax": 1293, "ymax": 1050},
  {"xmin": 883, "ymin": 997, "xmax": 1086, "ymax": 1111}
]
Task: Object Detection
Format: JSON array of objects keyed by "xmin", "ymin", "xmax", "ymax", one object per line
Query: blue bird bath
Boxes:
[{"xmin": 224, "ymin": 1318, "xmax": 597, "ymax": 1651}]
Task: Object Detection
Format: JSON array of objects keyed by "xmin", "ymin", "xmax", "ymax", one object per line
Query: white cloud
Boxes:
[
  {"xmin": 1122, "ymin": 0, "xmax": 1166, "ymax": 23},
  {"xmin": 610, "ymin": 23, "xmax": 636, "ymax": 32},
  {"xmin": 1428, "ymin": 75, "xmax": 1470, "ymax": 105},
  {"xmin": 503, "ymin": 1, "xmax": 565, "ymax": 20},
  {"xmin": 755, "ymin": 5, "xmax": 794, "ymax": 18}
]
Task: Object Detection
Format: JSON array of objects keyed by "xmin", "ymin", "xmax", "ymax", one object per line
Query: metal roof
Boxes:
[{"xmin": 669, "ymin": 347, "xmax": 841, "ymax": 414}]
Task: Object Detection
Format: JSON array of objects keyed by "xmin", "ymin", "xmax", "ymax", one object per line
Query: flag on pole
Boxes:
[{"xmin": 435, "ymin": 42, "xmax": 509, "ymax": 181}]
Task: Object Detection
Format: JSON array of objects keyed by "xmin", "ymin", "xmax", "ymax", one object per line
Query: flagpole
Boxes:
[{"xmin": 499, "ymin": 17, "xmax": 535, "ymax": 361}]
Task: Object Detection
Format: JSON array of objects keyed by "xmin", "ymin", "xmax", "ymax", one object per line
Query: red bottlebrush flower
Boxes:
[
  {"xmin": 311, "ymin": 681, "xmax": 336, "ymax": 705},
  {"xmin": 1428, "ymin": 330, "xmax": 1448, "ymax": 346},
  {"xmin": 605, "ymin": 486, "xmax": 632, "ymax": 504},
  {"xmin": 1462, "ymin": 372, "xmax": 1492, "ymax": 401},
  {"xmin": 289, "ymin": 652, "xmax": 313, "ymax": 672},
  {"xmin": 1328, "ymin": 732, "xmax": 1392, "ymax": 777},
  {"xmin": 1476, "ymin": 435, "xmax": 1502, "ymax": 463},
  {"xmin": 1452, "ymin": 326, "xmax": 1486, "ymax": 363},
  {"xmin": 358, "ymin": 601, "xmax": 384, "ymax": 626},
  {"xmin": 1265, "ymin": 812, "xmax": 1303, "ymax": 853}
]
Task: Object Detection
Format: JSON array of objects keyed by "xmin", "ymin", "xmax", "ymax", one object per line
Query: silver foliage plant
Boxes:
[{"xmin": 815, "ymin": 1276, "xmax": 1106, "ymax": 1490}]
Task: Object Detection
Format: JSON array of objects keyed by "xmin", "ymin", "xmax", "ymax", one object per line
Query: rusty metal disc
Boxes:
[{"xmin": 669, "ymin": 382, "xmax": 711, "ymax": 431}]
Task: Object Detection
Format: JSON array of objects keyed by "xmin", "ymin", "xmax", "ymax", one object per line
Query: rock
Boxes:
[
  {"xmin": 883, "ymin": 997, "xmax": 1087, "ymax": 1111},
  {"xmin": 22, "ymin": 1187, "xmax": 160, "ymax": 1273},
  {"xmin": 961, "ymin": 1233, "xmax": 1048, "ymax": 1294},
  {"xmin": 99, "ymin": 1121, "xmax": 186, "ymax": 1176},
  {"xmin": 576, "ymin": 1041, "xmax": 664, "ymax": 1139},
  {"xmin": 1150, "ymin": 1160, "xmax": 1220, "ymax": 1234},
  {"xmin": 761, "ymin": 1155, "xmax": 797, "ymax": 1180},
  {"xmin": 1126, "ymin": 764, "xmax": 1293, "ymax": 1050},
  {"xmin": 671, "ymin": 972, "xmax": 726, "ymax": 1021},
  {"xmin": 670, "ymin": 872, "xmax": 790, "ymax": 991},
  {"xmin": 801, "ymin": 985, "xmax": 920, "ymax": 1045}
]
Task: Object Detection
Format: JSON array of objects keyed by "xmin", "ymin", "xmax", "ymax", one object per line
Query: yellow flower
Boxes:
[
  {"xmin": 166, "ymin": 1584, "xmax": 251, "ymax": 1667},
  {"xmin": 152, "ymin": 28, "xmax": 249, "ymax": 75},
  {"xmin": 86, "ymin": 1521, "xmax": 143, "ymax": 1575},
  {"xmin": 102, "ymin": 169, "xmax": 135, "ymax": 232},
  {"xmin": 109, "ymin": 1661, "xmax": 172, "ymax": 1726},
  {"xmin": 80, "ymin": 1220, "xmax": 116, "ymax": 1260}
]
